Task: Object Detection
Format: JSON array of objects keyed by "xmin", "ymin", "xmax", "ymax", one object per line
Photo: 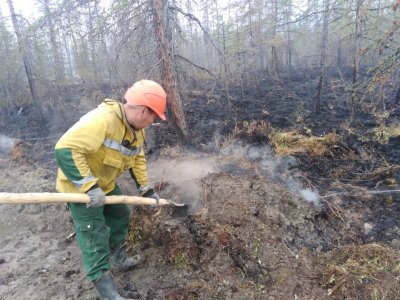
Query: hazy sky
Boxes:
[{"xmin": 1, "ymin": 0, "xmax": 39, "ymax": 19}]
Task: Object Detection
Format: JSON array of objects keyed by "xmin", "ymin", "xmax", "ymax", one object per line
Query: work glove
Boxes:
[
  {"xmin": 143, "ymin": 189, "xmax": 160, "ymax": 205},
  {"xmin": 86, "ymin": 185, "xmax": 106, "ymax": 208}
]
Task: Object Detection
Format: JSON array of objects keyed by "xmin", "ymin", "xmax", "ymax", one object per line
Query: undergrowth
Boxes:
[
  {"xmin": 373, "ymin": 123, "xmax": 400, "ymax": 144},
  {"xmin": 317, "ymin": 243, "xmax": 400, "ymax": 299}
]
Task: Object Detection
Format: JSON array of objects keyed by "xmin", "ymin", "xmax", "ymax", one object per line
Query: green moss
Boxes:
[{"xmin": 175, "ymin": 251, "xmax": 189, "ymax": 269}]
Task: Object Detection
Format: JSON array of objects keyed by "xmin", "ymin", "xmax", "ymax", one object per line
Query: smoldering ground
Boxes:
[{"xmin": 145, "ymin": 140, "xmax": 322, "ymax": 215}]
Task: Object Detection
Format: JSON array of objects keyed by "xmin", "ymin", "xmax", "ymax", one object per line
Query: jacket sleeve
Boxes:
[
  {"xmin": 129, "ymin": 147, "xmax": 151, "ymax": 194},
  {"xmin": 55, "ymin": 110, "xmax": 107, "ymax": 193}
]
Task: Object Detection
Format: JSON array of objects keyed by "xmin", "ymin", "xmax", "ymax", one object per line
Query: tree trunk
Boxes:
[
  {"xmin": 285, "ymin": 2, "xmax": 293, "ymax": 80},
  {"xmin": 315, "ymin": 0, "xmax": 330, "ymax": 113},
  {"xmin": 202, "ymin": 0, "xmax": 211, "ymax": 73},
  {"xmin": 87, "ymin": 1, "xmax": 98, "ymax": 82},
  {"xmin": 152, "ymin": 0, "xmax": 188, "ymax": 142},
  {"xmin": 7, "ymin": 0, "xmax": 42, "ymax": 119},
  {"xmin": 43, "ymin": 0, "xmax": 65, "ymax": 83},
  {"xmin": 351, "ymin": 0, "xmax": 364, "ymax": 115},
  {"xmin": 66, "ymin": 9, "xmax": 80, "ymax": 80},
  {"xmin": 256, "ymin": 9, "xmax": 263, "ymax": 73},
  {"xmin": 270, "ymin": 0, "xmax": 280, "ymax": 81},
  {"xmin": 337, "ymin": 36, "xmax": 342, "ymax": 69}
]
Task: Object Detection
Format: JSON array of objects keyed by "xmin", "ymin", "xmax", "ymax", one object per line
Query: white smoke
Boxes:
[
  {"xmin": 148, "ymin": 158, "xmax": 217, "ymax": 211},
  {"xmin": 246, "ymin": 144, "xmax": 274, "ymax": 161},
  {"xmin": 221, "ymin": 141, "xmax": 322, "ymax": 207},
  {"xmin": 0, "ymin": 134, "xmax": 15, "ymax": 155},
  {"xmin": 300, "ymin": 188, "xmax": 321, "ymax": 207}
]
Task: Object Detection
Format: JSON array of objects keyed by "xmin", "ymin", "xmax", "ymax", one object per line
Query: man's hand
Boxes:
[
  {"xmin": 143, "ymin": 189, "xmax": 160, "ymax": 205},
  {"xmin": 86, "ymin": 186, "xmax": 106, "ymax": 207}
]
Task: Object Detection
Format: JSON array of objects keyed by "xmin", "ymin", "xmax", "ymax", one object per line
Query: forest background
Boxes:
[{"xmin": 0, "ymin": 0, "xmax": 399, "ymax": 138}]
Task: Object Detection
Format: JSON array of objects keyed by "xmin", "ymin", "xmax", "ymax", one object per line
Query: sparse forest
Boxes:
[{"xmin": 0, "ymin": 0, "xmax": 399, "ymax": 299}]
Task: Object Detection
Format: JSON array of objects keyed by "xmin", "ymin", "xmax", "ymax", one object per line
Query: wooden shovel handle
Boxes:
[{"xmin": 0, "ymin": 192, "xmax": 175, "ymax": 206}]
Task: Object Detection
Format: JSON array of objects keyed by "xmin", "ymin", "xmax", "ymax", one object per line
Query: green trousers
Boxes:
[{"xmin": 68, "ymin": 185, "xmax": 130, "ymax": 281}]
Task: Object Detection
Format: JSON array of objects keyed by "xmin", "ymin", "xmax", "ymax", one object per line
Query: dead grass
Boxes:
[
  {"xmin": 11, "ymin": 140, "xmax": 32, "ymax": 163},
  {"xmin": 159, "ymin": 144, "xmax": 196, "ymax": 159},
  {"xmin": 317, "ymin": 243, "xmax": 400, "ymax": 299},
  {"xmin": 233, "ymin": 120, "xmax": 271, "ymax": 143},
  {"xmin": 270, "ymin": 130, "xmax": 339, "ymax": 156},
  {"xmin": 373, "ymin": 123, "xmax": 400, "ymax": 144}
]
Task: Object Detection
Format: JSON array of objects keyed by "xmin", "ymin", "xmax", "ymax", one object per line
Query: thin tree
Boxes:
[
  {"xmin": 6, "ymin": 0, "xmax": 42, "ymax": 119},
  {"xmin": 284, "ymin": 0, "xmax": 293, "ymax": 80},
  {"xmin": 42, "ymin": 0, "xmax": 65, "ymax": 83},
  {"xmin": 270, "ymin": 0, "xmax": 280, "ymax": 81},
  {"xmin": 0, "ymin": 7, "xmax": 14, "ymax": 109},
  {"xmin": 351, "ymin": 0, "xmax": 364, "ymax": 115},
  {"xmin": 315, "ymin": 0, "xmax": 330, "ymax": 112},
  {"xmin": 87, "ymin": 0, "xmax": 98, "ymax": 82}
]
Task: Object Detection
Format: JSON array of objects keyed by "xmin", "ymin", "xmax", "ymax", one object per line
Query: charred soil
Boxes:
[{"xmin": 0, "ymin": 80, "xmax": 399, "ymax": 299}]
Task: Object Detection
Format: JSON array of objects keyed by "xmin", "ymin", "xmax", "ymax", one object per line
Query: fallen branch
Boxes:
[{"xmin": 322, "ymin": 189, "xmax": 400, "ymax": 198}]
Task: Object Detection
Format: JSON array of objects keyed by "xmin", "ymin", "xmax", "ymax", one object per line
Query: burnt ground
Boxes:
[{"xmin": 0, "ymin": 77, "xmax": 399, "ymax": 299}]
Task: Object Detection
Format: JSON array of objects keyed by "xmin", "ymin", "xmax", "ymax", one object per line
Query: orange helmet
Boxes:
[{"xmin": 124, "ymin": 80, "xmax": 167, "ymax": 120}]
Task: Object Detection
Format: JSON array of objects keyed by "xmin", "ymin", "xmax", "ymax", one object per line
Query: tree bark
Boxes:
[{"xmin": 152, "ymin": 0, "xmax": 188, "ymax": 142}]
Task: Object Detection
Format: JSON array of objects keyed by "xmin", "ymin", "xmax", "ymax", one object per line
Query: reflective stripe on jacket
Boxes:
[{"xmin": 55, "ymin": 99, "xmax": 150, "ymax": 194}]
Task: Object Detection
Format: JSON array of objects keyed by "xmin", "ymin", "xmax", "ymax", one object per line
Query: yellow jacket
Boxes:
[{"xmin": 55, "ymin": 99, "xmax": 151, "ymax": 195}]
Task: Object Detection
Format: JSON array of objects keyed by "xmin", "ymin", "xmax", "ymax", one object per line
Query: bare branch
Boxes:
[
  {"xmin": 175, "ymin": 54, "xmax": 216, "ymax": 79},
  {"xmin": 168, "ymin": 5, "xmax": 225, "ymax": 63}
]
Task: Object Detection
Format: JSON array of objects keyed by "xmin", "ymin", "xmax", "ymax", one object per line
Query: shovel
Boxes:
[{"xmin": 0, "ymin": 192, "xmax": 189, "ymax": 216}]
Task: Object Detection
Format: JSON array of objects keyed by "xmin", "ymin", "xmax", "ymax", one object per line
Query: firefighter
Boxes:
[{"xmin": 55, "ymin": 79, "xmax": 166, "ymax": 299}]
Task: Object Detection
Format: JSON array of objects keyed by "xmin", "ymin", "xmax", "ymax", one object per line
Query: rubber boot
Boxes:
[
  {"xmin": 94, "ymin": 271, "xmax": 126, "ymax": 300},
  {"xmin": 110, "ymin": 244, "xmax": 144, "ymax": 271}
]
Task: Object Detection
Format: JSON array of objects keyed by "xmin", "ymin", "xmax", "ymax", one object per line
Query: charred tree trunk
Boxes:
[
  {"xmin": 315, "ymin": 0, "xmax": 330, "ymax": 113},
  {"xmin": 7, "ymin": 0, "xmax": 42, "ymax": 120},
  {"xmin": 152, "ymin": 0, "xmax": 188, "ymax": 142}
]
